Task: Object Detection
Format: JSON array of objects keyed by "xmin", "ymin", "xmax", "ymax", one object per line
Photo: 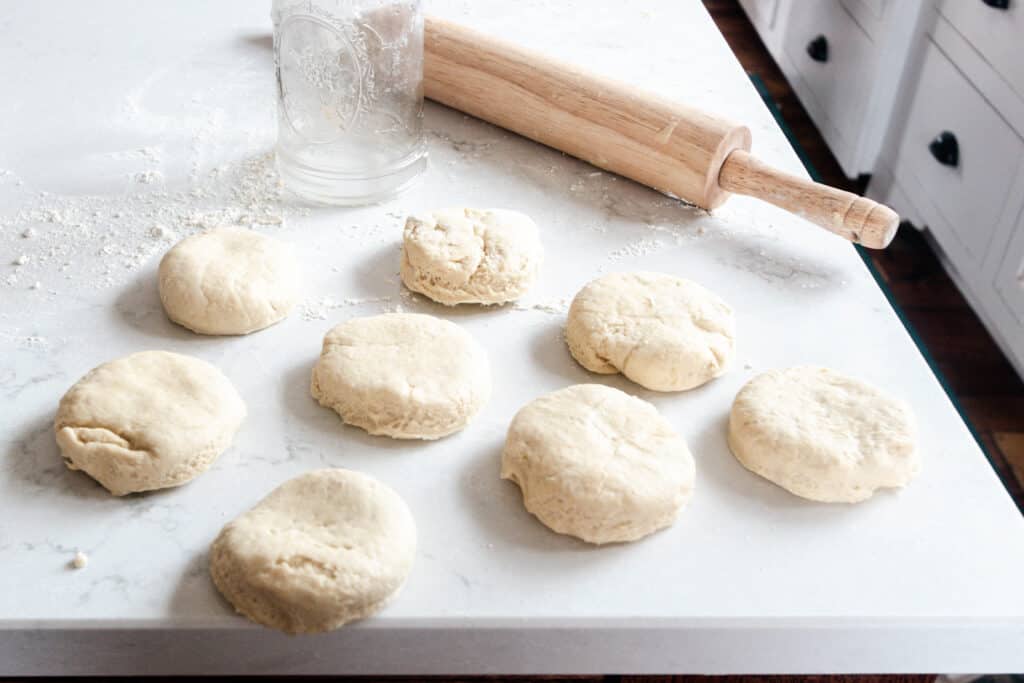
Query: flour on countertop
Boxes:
[
  {"xmin": 606, "ymin": 238, "xmax": 666, "ymax": 263},
  {"xmin": 71, "ymin": 551, "xmax": 89, "ymax": 570},
  {"xmin": 0, "ymin": 332, "xmax": 51, "ymax": 349},
  {"xmin": 148, "ymin": 224, "xmax": 176, "ymax": 240},
  {"xmin": 0, "ymin": 152, "xmax": 293, "ymax": 292},
  {"xmin": 512, "ymin": 297, "xmax": 570, "ymax": 315},
  {"xmin": 133, "ymin": 170, "xmax": 164, "ymax": 185},
  {"xmin": 300, "ymin": 295, "xmax": 395, "ymax": 321}
]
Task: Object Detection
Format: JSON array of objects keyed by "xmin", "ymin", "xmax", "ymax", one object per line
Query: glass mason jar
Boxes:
[{"xmin": 271, "ymin": 0, "xmax": 426, "ymax": 205}]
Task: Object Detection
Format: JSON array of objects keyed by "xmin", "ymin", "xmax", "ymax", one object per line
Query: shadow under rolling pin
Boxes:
[{"xmin": 424, "ymin": 17, "xmax": 899, "ymax": 250}]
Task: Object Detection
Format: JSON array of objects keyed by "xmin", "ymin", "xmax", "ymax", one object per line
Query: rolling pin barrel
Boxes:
[
  {"xmin": 424, "ymin": 17, "xmax": 750, "ymax": 211},
  {"xmin": 423, "ymin": 17, "xmax": 899, "ymax": 249}
]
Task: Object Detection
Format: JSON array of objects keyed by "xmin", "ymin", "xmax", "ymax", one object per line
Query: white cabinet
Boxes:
[
  {"xmin": 890, "ymin": 41, "xmax": 1022, "ymax": 264},
  {"xmin": 939, "ymin": 0, "xmax": 1024, "ymax": 101},
  {"xmin": 739, "ymin": 0, "xmax": 925, "ymax": 178},
  {"xmin": 783, "ymin": 0, "xmax": 877, "ymax": 150},
  {"xmin": 868, "ymin": 5, "xmax": 1024, "ymax": 378},
  {"xmin": 997, "ymin": 208, "xmax": 1024, "ymax": 325},
  {"xmin": 739, "ymin": 0, "xmax": 1024, "ymax": 377}
]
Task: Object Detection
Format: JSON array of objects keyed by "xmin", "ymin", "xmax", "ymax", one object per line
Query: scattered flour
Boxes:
[
  {"xmin": 138, "ymin": 146, "xmax": 162, "ymax": 162},
  {"xmin": 148, "ymin": 224, "xmax": 176, "ymax": 240},
  {"xmin": 398, "ymin": 287, "xmax": 424, "ymax": 306},
  {"xmin": 606, "ymin": 238, "xmax": 666, "ymax": 262},
  {"xmin": 512, "ymin": 297, "xmax": 570, "ymax": 315},
  {"xmin": 299, "ymin": 295, "xmax": 394, "ymax": 321},
  {"xmin": 71, "ymin": 551, "xmax": 89, "ymax": 570},
  {"xmin": 133, "ymin": 170, "xmax": 164, "ymax": 184},
  {"xmin": 0, "ymin": 152, "xmax": 291, "ymax": 292},
  {"xmin": 301, "ymin": 288, "xmax": 569, "ymax": 319},
  {"xmin": 0, "ymin": 331, "xmax": 51, "ymax": 349}
]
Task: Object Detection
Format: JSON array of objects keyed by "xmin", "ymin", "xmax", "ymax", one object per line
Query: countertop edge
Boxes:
[{"xmin": 3, "ymin": 620, "xmax": 1023, "ymax": 675}]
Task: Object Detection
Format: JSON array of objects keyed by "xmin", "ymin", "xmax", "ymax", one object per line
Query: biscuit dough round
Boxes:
[
  {"xmin": 54, "ymin": 350, "xmax": 246, "ymax": 496},
  {"xmin": 728, "ymin": 366, "xmax": 919, "ymax": 503},
  {"xmin": 158, "ymin": 227, "xmax": 300, "ymax": 335},
  {"xmin": 400, "ymin": 208, "xmax": 543, "ymax": 305},
  {"xmin": 210, "ymin": 468, "xmax": 416, "ymax": 634},
  {"xmin": 566, "ymin": 271, "xmax": 735, "ymax": 392},
  {"xmin": 311, "ymin": 313, "xmax": 491, "ymax": 439},
  {"xmin": 501, "ymin": 384, "xmax": 696, "ymax": 544}
]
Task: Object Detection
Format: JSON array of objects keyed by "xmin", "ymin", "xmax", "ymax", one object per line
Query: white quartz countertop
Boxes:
[{"xmin": 2, "ymin": 0, "xmax": 1024, "ymax": 676}]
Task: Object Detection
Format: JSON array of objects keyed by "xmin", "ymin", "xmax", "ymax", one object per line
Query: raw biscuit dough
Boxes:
[
  {"xmin": 566, "ymin": 271, "xmax": 735, "ymax": 391},
  {"xmin": 728, "ymin": 366, "xmax": 919, "ymax": 503},
  {"xmin": 400, "ymin": 208, "xmax": 543, "ymax": 305},
  {"xmin": 501, "ymin": 384, "xmax": 696, "ymax": 544},
  {"xmin": 210, "ymin": 468, "xmax": 416, "ymax": 634},
  {"xmin": 311, "ymin": 313, "xmax": 491, "ymax": 439},
  {"xmin": 54, "ymin": 350, "xmax": 246, "ymax": 496},
  {"xmin": 158, "ymin": 227, "xmax": 299, "ymax": 335}
]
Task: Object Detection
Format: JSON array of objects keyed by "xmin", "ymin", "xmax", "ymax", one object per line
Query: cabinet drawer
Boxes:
[
  {"xmin": 784, "ymin": 1, "xmax": 876, "ymax": 145},
  {"xmin": 939, "ymin": 0, "xmax": 1024, "ymax": 101},
  {"xmin": 840, "ymin": 0, "xmax": 888, "ymax": 40},
  {"xmin": 996, "ymin": 209, "xmax": 1024, "ymax": 324},
  {"xmin": 846, "ymin": 0, "xmax": 886, "ymax": 19},
  {"xmin": 893, "ymin": 41, "xmax": 1023, "ymax": 262}
]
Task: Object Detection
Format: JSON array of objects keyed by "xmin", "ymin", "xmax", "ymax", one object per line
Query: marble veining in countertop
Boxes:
[{"xmin": 1, "ymin": 0, "xmax": 1024, "ymax": 635}]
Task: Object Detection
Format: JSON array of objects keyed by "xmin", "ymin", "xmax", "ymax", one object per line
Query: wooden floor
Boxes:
[{"xmin": 704, "ymin": 0, "xmax": 1024, "ymax": 511}]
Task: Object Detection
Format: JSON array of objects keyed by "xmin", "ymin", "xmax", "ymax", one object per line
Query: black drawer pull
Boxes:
[
  {"xmin": 981, "ymin": 0, "xmax": 1010, "ymax": 9},
  {"xmin": 929, "ymin": 131, "xmax": 959, "ymax": 167},
  {"xmin": 807, "ymin": 35, "xmax": 829, "ymax": 62}
]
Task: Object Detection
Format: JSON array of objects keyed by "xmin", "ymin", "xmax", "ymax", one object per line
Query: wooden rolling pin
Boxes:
[{"xmin": 424, "ymin": 18, "xmax": 899, "ymax": 249}]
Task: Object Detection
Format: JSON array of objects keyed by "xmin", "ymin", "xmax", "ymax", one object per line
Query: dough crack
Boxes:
[
  {"xmin": 400, "ymin": 208, "xmax": 542, "ymax": 306},
  {"xmin": 61, "ymin": 424, "xmax": 150, "ymax": 460},
  {"xmin": 53, "ymin": 350, "xmax": 246, "ymax": 495},
  {"xmin": 276, "ymin": 554, "xmax": 339, "ymax": 581}
]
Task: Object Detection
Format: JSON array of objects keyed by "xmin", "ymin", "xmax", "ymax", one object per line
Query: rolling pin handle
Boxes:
[{"xmin": 718, "ymin": 149, "xmax": 899, "ymax": 249}]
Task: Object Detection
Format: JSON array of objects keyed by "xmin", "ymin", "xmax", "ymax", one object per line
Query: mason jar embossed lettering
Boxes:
[{"xmin": 272, "ymin": 0, "xmax": 426, "ymax": 204}]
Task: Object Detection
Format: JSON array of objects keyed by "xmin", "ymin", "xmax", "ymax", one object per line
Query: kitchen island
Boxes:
[{"xmin": 1, "ymin": 0, "xmax": 1023, "ymax": 675}]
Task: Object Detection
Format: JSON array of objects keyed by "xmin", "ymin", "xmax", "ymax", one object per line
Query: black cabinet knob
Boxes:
[
  {"xmin": 929, "ymin": 131, "xmax": 959, "ymax": 167},
  {"xmin": 981, "ymin": 0, "xmax": 1010, "ymax": 9},
  {"xmin": 807, "ymin": 35, "xmax": 829, "ymax": 63}
]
